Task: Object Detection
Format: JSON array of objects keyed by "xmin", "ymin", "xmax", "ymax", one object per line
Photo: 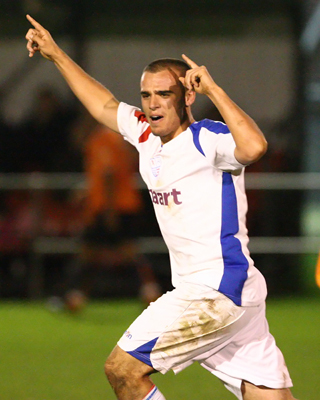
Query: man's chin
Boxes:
[{"xmin": 150, "ymin": 128, "xmax": 163, "ymax": 137}]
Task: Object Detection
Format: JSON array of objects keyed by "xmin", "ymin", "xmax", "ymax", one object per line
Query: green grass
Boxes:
[{"xmin": 1, "ymin": 296, "xmax": 319, "ymax": 399}]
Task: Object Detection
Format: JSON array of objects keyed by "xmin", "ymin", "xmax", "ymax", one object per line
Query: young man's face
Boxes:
[{"xmin": 140, "ymin": 68, "xmax": 190, "ymax": 143}]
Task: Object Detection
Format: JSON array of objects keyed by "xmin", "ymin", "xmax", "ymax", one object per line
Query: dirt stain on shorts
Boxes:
[{"xmin": 153, "ymin": 296, "xmax": 244, "ymax": 360}]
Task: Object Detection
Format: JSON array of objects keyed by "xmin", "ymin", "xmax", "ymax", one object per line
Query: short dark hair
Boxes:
[{"xmin": 143, "ymin": 58, "xmax": 190, "ymax": 77}]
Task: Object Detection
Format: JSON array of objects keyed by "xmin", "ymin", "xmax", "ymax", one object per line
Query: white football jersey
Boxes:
[{"xmin": 117, "ymin": 102, "xmax": 267, "ymax": 306}]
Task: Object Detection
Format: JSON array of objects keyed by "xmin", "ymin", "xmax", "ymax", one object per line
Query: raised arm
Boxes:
[
  {"xmin": 25, "ymin": 15, "xmax": 120, "ymax": 132},
  {"xmin": 181, "ymin": 54, "xmax": 268, "ymax": 165}
]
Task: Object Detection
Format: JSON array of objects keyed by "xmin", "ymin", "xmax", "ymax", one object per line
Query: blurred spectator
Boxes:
[
  {"xmin": 0, "ymin": 190, "xmax": 34, "ymax": 297},
  {"xmin": 0, "ymin": 87, "xmax": 81, "ymax": 297},
  {"xmin": 40, "ymin": 189, "xmax": 83, "ymax": 238},
  {"xmin": 17, "ymin": 86, "xmax": 80, "ymax": 172},
  {"xmin": 65, "ymin": 109, "xmax": 161, "ymax": 310},
  {"xmin": 0, "ymin": 91, "xmax": 20, "ymax": 172}
]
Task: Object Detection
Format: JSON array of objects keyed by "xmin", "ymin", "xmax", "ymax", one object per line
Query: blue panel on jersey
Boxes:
[
  {"xmin": 219, "ymin": 172, "xmax": 249, "ymax": 306},
  {"xmin": 190, "ymin": 119, "xmax": 230, "ymax": 156},
  {"xmin": 127, "ymin": 337, "xmax": 158, "ymax": 368}
]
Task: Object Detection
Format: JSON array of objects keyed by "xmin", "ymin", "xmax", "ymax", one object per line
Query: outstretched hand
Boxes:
[
  {"xmin": 25, "ymin": 14, "xmax": 58, "ymax": 60},
  {"xmin": 180, "ymin": 54, "xmax": 216, "ymax": 96}
]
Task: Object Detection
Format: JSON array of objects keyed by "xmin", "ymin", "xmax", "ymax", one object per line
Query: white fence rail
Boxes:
[
  {"xmin": 0, "ymin": 172, "xmax": 319, "ymax": 255},
  {"xmin": 1, "ymin": 171, "xmax": 320, "ymax": 190},
  {"xmin": 0, "ymin": 172, "xmax": 319, "ymax": 297}
]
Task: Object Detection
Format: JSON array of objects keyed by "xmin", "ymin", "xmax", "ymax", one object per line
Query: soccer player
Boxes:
[{"xmin": 25, "ymin": 15, "xmax": 298, "ymax": 400}]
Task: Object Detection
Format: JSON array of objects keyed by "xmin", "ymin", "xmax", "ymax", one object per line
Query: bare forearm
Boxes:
[
  {"xmin": 53, "ymin": 48, "xmax": 119, "ymax": 132},
  {"xmin": 207, "ymin": 84, "xmax": 268, "ymax": 165},
  {"xmin": 25, "ymin": 15, "xmax": 119, "ymax": 132}
]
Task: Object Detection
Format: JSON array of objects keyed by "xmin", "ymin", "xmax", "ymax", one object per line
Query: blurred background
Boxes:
[{"xmin": 0, "ymin": 0, "xmax": 319, "ymax": 302}]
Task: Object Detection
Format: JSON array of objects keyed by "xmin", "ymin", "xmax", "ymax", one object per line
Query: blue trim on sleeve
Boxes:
[
  {"xmin": 145, "ymin": 386, "xmax": 158, "ymax": 400},
  {"xmin": 189, "ymin": 119, "xmax": 230, "ymax": 157},
  {"xmin": 219, "ymin": 172, "xmax": 249, "ymax": 306},
  {"xmin": 127, "ymin": 337, "xmax": 158, "ymax": 368}
]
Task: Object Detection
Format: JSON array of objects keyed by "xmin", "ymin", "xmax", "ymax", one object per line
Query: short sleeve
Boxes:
[
  {"xmin": 194, "ymin": 121, "xmax": 246, "ymax": 171},
  {"xmin": 117, "ymin": 102, "xmax": 150, "ymax": 149},
  {"xmin": 214, "ymin": 133, "xmax": 245, "ymax": 170}
]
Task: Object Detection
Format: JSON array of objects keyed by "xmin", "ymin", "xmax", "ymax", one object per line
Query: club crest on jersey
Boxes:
[{"xmin": 150, "ymin": 155, "xmax": 162, "ymax": 177}]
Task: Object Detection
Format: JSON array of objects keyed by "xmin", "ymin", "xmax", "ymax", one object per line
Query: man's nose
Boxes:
[{"xmin": 149, "ymin": 95, "xmax": 159, "ymax": 109}]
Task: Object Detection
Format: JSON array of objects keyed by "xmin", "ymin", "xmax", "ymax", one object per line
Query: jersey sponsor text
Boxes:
[{"xmin": 149, "ymin": 188, "xmax": 182, "ymax": 206}]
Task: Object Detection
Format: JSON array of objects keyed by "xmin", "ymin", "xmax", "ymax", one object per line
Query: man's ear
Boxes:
[{"xmin": 185, "ymin": 88, "xmax": 196, "ymax": 107}]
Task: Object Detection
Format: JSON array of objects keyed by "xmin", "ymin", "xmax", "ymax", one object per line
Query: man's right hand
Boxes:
[
  {"xmin": 25, "ymin": 14, "xmax": 120, "ymax": 133},
  {"xmin": 25, "ymin": 14, "xmax": 59, "ymax": 61}
]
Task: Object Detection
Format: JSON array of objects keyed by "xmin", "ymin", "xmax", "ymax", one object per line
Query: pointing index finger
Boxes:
[
  {"xmin": 182, "ymin": 54, "xmax": 199, "ymax": 69},
  {"xmin": 26, "ymin": 14, "xmax": 45, "ymax": 31}
]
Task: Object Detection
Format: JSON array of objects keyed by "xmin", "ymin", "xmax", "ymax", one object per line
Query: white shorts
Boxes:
[{"xmin": 117, "ymin": 283, "xmax": 292, "ymax": 399}]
